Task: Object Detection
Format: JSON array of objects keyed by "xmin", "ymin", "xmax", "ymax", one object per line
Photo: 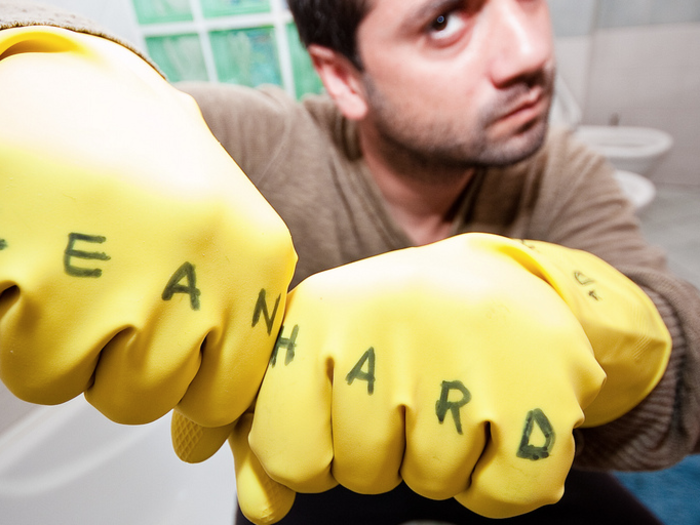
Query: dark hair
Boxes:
[{"xmin": 287, "ymin": 0, "xmax": 369, "ymax": 69}]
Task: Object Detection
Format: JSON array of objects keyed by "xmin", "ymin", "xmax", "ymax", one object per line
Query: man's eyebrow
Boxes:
[{"xmin": 401, "ymin": 0, "xmax": 465, "ymax": 31}]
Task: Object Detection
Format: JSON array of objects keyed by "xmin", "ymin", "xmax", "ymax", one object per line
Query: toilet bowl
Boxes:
[
  {"xmin": 613, "ymin": 170, "xmax": 657, "ymax": 212},
  {"xmin": 550, "ymin": 76, "xmax": 674, "ymax": 211},
  {"xmin": 575, "ymin": 125, "xmax": 674, "ymax": 176},
  {"xmin": 574, "ymin": 125, "xmax": 672, "ymax": 212}
]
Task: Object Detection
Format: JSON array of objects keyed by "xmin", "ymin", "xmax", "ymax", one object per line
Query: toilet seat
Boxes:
[{"xmin": 575, "ymin": 125, "xmax": 673, "ymax": 174}]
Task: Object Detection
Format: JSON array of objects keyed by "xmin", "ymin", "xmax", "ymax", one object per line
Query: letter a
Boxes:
[
  {"xmin": 435, "ymin": 380, "xmax": 471, "ymax": 434},
  {"xmin": 517, "ymin": 409, "xmax": 555, "ymax": 460},
  {"xmin": 345, "ymin": 347, "xmax": 376, "ymax": 395},
  {"xmin": 162, "ymin": 262, "xmax": 201, "ymax": 310}
]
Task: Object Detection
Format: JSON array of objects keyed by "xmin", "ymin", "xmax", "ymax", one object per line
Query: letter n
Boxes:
[
  {"xmin": 252, "ymin": 288, "xmax": 281, "ymax": 335},
  {"xmin": 162, "ymin": 262, "xmax": 201, "ymax": 310}
]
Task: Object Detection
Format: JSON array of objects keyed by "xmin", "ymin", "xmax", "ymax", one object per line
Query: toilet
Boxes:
[{"xmin": 550, "ymin": 76, "xmax": 674, "ymax": 212}]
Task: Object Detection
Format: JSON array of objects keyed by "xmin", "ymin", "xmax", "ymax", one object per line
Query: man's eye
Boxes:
[{"xmin": 428, "ymin": 11, "xmax": 467, "ymax": 42}]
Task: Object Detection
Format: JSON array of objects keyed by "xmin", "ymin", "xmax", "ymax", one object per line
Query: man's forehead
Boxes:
[{"xmin": 361, "ymin": 0, "xmax": 467, "ymax": 25}]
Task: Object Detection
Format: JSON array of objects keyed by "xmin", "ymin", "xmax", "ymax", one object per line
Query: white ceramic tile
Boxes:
[
  {"xmin": 639, "ymin": 186, "xmax": 700, "ymax": 289},
  {"xmin": 647, "ymin": 24, "xmax": 700, "ymax": 68},
  {"xmin": 593, "ymin": 24, "xmax": 700, "ymax": 71},
  {"xmin": 681, "ymin": 67, "xmax": 700, "ymax": 108},
  {"xmin": 598, "ymin": 0, "xmax": 653, "ymax": 29},
  {"xmin": 548, "ymin": 0, "xmax": 597, "ymax": 37},
  {"xmin": 591, "ymin": 28, "xmax": 650, "ymax": 71},
  {"xmin": 628, "ymin": 67, "xmax": 688, "ymax": 109},
  {"xmin": 554, "ymin": 36, "xmax": 593, "ymax": 108},
  {"xmin": 650, "ymin": 0, "xmax": 700, "ymax": 25},
  {"xmin": 583, "ymin": 67, "xmax": 641, "ymax": 123},
  {"xmin": 660, "ymin": 111, "xmax": 700, "ymax": 150},
  {"xmin": 0, "ymin": 383, "xmax": 40, "ymax": 436},
  {"xmin": 677, "ymin": 24, "xmax": 700, "ymax": 69},
  {"xmin": 650, "ymin": 151, "xmax": 700, "ymax": 186}
]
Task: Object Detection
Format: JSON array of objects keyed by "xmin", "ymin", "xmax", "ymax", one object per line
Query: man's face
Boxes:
[{"xmin": 355, "ymin": 0, "xmax": 555, "ymax": 169}]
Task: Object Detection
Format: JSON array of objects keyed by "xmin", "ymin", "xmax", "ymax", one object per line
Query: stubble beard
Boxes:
[{"xmin": 362, "ymin": 67, "xmax": 555, "ymax": 182}]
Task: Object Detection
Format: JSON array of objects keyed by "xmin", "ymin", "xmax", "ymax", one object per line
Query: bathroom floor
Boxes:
[
  {"xmin": 637, "ymin": 184, "xmax": 700, "ymax": 288},
  {"xmin": 614, "ymin": 183, "xmax": 700, "ymax": 525}
]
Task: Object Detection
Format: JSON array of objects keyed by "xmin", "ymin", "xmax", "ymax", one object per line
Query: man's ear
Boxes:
[{"xmin": 308, "ymin": 44, "xmax": 368, "ymax": 121}]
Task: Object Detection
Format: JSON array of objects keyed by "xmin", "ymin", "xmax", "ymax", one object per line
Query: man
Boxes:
[
  {"xmin": 183, "ymin": 1, "xmax": 692, "ymax": 523},
  {"xmin": 0, "ymin": 1, "xmax": 698, "ymax": 524}
]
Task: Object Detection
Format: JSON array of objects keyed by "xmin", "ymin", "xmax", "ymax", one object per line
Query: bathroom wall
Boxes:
[
  {"xmin": 0, "ymin": 383, "xmax": 38, "ymax": 436},
  {"xmin": 550, "ymin": 0, "xmax": 700, "ymax": 187}
]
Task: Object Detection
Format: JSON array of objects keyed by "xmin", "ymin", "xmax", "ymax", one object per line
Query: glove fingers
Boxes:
[
  {"xmin": 0, "ymin": 284, "xmax": 108, "ymax": 405},
  {"xmin": 331, "ymin": 359, "xmax": 404, "ymax": 494},
  {"xmin": 86, "ymin": 261, "xmax": 289, "ymax": 427},
  {"xmin": 171, "ymin": 411, "xmax": 235, "ymax": 463},
  {"xmin": 249, "ymin": 322, "xmax": 337, "ymax": 494},
  {"xmin": 454, "ymin": 411, "xmax": 577, "ymax": 518},
  {"xmin": 402, "ymin": 404, "xmax": 486, "ymax": 501},
  {"xmin": 0, "ymin": 151, "xmax": 207, "ymax": 419},
  {"xmin": 231, "ymin": 413, "xmax": 297, "ymax": 525},
  {"xmin": 177, "ymin": 287, "xmax": 287, "ymax": 428},
  {"xmin": 85, "ymin": 323, "xmax": 204, "ymax": 424}
]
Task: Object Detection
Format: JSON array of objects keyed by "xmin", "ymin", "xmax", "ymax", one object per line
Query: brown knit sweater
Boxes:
[
  {"xmin": 2, "ymin": 0, "xmax": 699, "ymax": 473},
  {"xmin": 179, "ymin": 82, "xmax": 700, "ymax": 471}
]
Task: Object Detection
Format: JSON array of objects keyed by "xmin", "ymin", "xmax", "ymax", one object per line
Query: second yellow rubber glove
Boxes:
[
  {"xmin": 0, "ymin": 27, "xmax": 296, "ymax": 431},
  {"xmin": 234, "ymin": 233, "xmax": 670, "ymax": 523}
]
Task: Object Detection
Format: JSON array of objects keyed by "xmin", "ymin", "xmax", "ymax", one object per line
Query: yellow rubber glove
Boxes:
[
  {"xmin": 0, "ymin": 27, "xmax": 296, "ymax": 432},
  {"xmin": 234, "ymin": 233, "xmax": 670, "ymax": 523}
]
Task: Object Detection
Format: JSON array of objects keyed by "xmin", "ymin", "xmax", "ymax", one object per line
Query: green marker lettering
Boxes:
[
  {"xmin": 435, "ymin": 380, "xmax": 471, "ymax": 434},
  {"xmin": 64, "ymin": 233, "xmax": 110, "ymax": 278},
  {"xmin": 517, "ymin": 408, "xmax": 555, "ymax": 460},
  {"xmin": 252, "ymin": 288, "xmax": 281, "ymax": 335},
  {"xmin": 162, "ymin": 262, "xmax": 201, "ymax": 310},
  {"xmin": 346, "ymin": 347, "xmax": 376, "ymax": 395}
]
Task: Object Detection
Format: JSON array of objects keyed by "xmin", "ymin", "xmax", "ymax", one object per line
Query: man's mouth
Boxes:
[{"xmin": 498, "ymin": 87, "xmax": 548, "ymax": 125}]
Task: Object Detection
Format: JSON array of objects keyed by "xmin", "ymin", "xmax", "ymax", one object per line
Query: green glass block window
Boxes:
[
  {"xmin": 210, "ymin": 27, "xmax": 281, "ymax": 87},
  {"xmin": 201, "ymin": 0, "xmax": 271, "ymax": 17},
  {"xmin": 132, "ymin": 0, "xmax": 193, "ymax": 24},
  {"xmin": 286, "ymin": 23, "xmax": 323, "ymax": 99},
  {"xmin": 145, "ymin": 34, "xmax": 209, "ymax": 82}
]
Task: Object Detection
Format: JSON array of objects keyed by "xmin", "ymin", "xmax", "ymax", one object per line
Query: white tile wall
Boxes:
[
  {"xmin": 554, "ymin": 36, "xmax": 594, "ymax": 110},
  {"xmin": 597, "ymin": 0, "xmax": 654, "ymax": 28},
  {"xmin": 639, "ymin": 185, "xmax": 700, "ymax": 288},
  {"xmin": 650, "ymin": 0, "xmax": 700, "ymax": 25},
  {"xmin": 582, "ymin": 24, "xmax": 700, "ymax": 186},
  {"xmin": 548, "ymin": 0, "xmax": 597, "ymax": 37},
  {"xmin": 0, "ymin": 382, "xmax": 40, "ymax": 436}
]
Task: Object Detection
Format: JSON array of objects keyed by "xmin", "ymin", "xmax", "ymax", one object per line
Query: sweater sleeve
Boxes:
[
  {"xmin": 528, "ymin": 128, "xmax": 700, "ymax": 471},
  {"xmin": 0, "ymin": 0, "xmax": 160, "ymax": 75},
  {"xmin": 174, "ymin": 82, "xmax": 297, "ymax": 188}
]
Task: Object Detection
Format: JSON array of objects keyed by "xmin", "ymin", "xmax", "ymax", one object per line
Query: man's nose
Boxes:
[{"xmin": 486, "ymin": 0, "xmax": 553, "ymax": 86}]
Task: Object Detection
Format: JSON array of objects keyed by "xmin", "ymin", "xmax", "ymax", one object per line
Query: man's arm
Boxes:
[{"xmin": 524, "ymin": 128, "xmax": 700, "ymax": 470}]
